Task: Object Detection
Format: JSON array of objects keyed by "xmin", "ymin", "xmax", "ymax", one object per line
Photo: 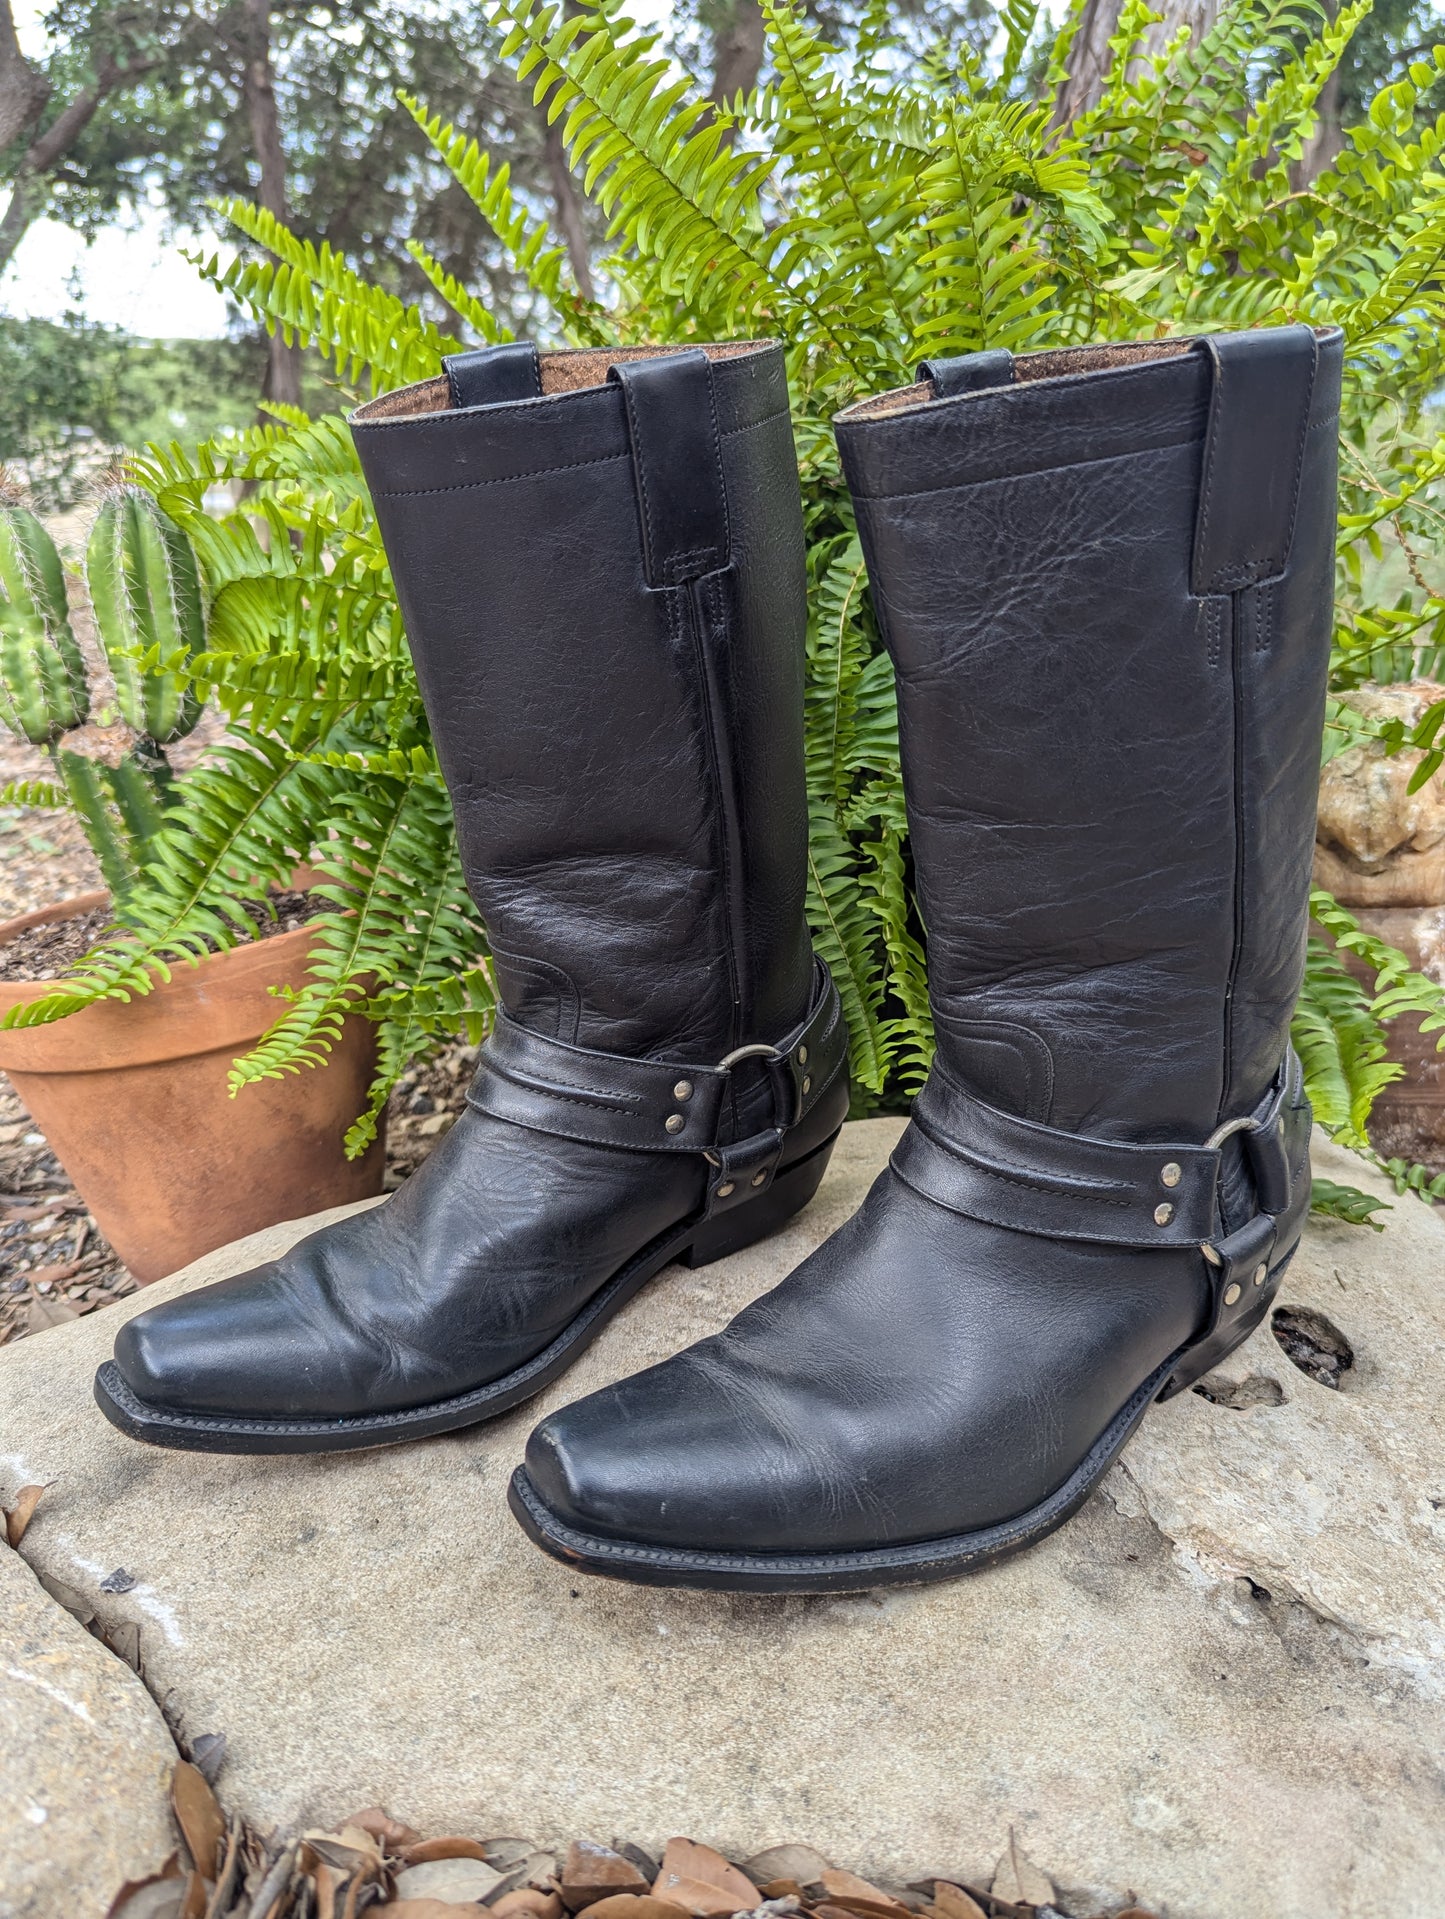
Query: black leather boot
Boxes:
[
  {"xmin": 511, "ymin": 325, "xmax": 1342, "ymax": 1591},
  {"xmin": 94, "ymin": 340, "xmax": 849, "ymax": 1453}
]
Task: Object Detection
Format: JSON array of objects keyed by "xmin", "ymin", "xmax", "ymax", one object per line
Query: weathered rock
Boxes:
[
  {"xmin": 1, "ymin": 1124, "xmax": 1442, "ymax": 1919},
  {"xmin": 0, "ymin": 1536, "xmax": 178, "ymax": 1919},
  {"xmin": 1316, "ymin": 680, "xmax": 1445, "ymax": 903}
]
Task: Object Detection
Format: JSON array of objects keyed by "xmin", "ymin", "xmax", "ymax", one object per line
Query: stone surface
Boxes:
[
  {"xmin": 1, "ymin": 1123, "xmax": 1443, "ymax": 1919},
  {"xmin": 0, "ymin": 1533, "xmax": 178, "ymax": 1919}
]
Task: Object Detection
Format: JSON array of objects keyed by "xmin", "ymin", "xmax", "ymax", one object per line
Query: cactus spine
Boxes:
[
  {"xmin": 0, "ymin": 501, "xmax": 90, "ymax": 744},
  {"xmin": 86, "ymin": 487, "xmax": 204, "ymax": 745}
]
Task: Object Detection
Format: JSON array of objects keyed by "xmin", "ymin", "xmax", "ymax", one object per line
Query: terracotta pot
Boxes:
[{"xmin": 0, "ymin": 894, "xmax": 385, "ymax": 1282}]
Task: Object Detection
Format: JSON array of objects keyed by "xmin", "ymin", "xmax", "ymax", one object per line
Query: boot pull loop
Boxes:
[
  {"xmin": 915, "ymin": 350, "xmax": 1014, "ymax": 399},
  {"xmin": 442, "ymin": 342, "xmax": 542, "ymax": 411},
  {"xmin": 609, "ymin": 350, "xmax": 730, "ymax": 587},
  {"xmin": 1190, "ymin": 325, "xmax": 1318, "ymax": 595}
]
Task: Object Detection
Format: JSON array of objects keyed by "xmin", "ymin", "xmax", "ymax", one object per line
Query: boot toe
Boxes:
[{"xmin": 112, "ymin": 1266, "xmax": 326, "ymax": 1418}]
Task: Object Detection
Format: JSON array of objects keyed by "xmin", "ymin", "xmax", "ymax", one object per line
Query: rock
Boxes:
[
  {"xmin": 1, "ymin": 1122, "xmax": 1442, "ymax": 1919},
  {"xmin": 1316, "ymin": 680, "xmax": 1445, "ymax": 902},
  {"xmin": 0, "ymin": 1537, "xmax": 178, "ymax": 1918},
  {"xmin": 392, "ymin": 1858, "xmax": 504, "ymax": 1903}
]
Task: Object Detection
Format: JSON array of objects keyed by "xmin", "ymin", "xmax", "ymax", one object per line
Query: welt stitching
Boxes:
[
  {"xmin": 1196, "ymin": 346, "xmax": 1221, "ymax": 586},
  {"xmin": 368, "ymin": 450, "xmax": 629, "ymax": 500},
  {"xmin": 621, "ymin": 378, "xmax": 660, "ymax": 583},
  {"xmin": 719, "ymin": 404, "xmax": 790, "ymax": 437},
  {"xmin": 705, "ymin": 363, "xmax": 733, "ymax": 560},
  {"xmin": 851, "ymin": 433, "xmax": 1202, "ymax": 505},
  {"xmin": 1277, "ymin": 347, "xmax": 1318, "ymax": 570}
]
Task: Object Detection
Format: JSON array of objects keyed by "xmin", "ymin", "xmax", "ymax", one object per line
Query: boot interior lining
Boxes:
[
  {"xmin": 848, "ymin": 338, "xmax": 1195, "ymax": 420},
  {"xmin": 357, "ymin": 340, "xmax": 768, "ymax": 422}
]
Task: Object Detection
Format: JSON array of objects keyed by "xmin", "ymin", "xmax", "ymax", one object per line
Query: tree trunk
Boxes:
[
  {"xmin": 240, "ymin": 0, "xmax": 301, "ymax": 413},
  {"xmin": 710, "ymin": 0, "xmax": 765, "ymax": 114},
  {"xmin": 541, "ymin": 108, "xmax": 596, "ymax": 301},
  {"xmin": 0, "ymin": 0, "xmax": 48, "ymax": 152},
  {"xmin": 1292, "ymin": 1, "xmax": 1345, "ymax": 186},
  {"xmin": 0, "ymin": 49, "xmax": 131, "ymax": 278},
  {"xmin": 1054, "ymin": 0, "xmax": 1218, "ymax": 127}
]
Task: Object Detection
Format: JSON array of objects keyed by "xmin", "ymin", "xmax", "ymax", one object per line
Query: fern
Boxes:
[{"xmin": 22, "ymin": 0, "xmax": 1445, "ymax": 1177}]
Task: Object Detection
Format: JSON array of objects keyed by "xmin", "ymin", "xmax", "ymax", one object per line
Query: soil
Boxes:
[{"xmin": 0, "ymin": 889, "xmax": 328, "ymax": 983}]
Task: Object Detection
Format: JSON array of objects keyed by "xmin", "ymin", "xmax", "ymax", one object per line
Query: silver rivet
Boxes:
[
  {"xmin": 1161, "ymin": 1162, "xmax": 1182, "ymax": 1188},
  {"xmin": 802, "ymin": 1076, "xmax": 812, "ymax": 1095},
  {"xmin": 1253, "ymin": 1263, "xmax": 1268, "ymax": 1288},
  {"xmin": 717, "ymin": 1181, "xmax": 735, "ymax": 1197},
  {"xmin": 664, "ymin": 1113, "xmax": 685, "ymax": 1134},
  {"xmin": 1154, "ymin": 1202, "xmax": 1174, "ymax": 1226},
  {"xmin": 1224, "ymin": 1281, "xmax": 1242, "ymax": 1306},
  {"xmin": 751, "ymin": 1170, "xmax": 768, "ymax": 1187},
  {"xmin": 798, "ymin": 1045, "xmax": 808, "ymax": 1065},
  {"xmin": 674, "ymin": 1080, "xmax": 693, "ymax": 1101}
]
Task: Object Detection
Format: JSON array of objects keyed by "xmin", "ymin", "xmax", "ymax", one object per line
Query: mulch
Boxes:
[{"xmin": 93, "ymin": 1754, "xmax": 1161, "ymax": 1919}]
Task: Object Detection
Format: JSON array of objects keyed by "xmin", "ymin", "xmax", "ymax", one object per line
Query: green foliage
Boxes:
[
  {"xmin": 19, "ymin": 0, "xmax": 1445, "ymax": 1184},
  {"xmin": 1308, "ymin": 1177, "xmax": 1391, "ymax": 1227},
  {"xmin": 0, "ymin": 317, "xmax": 268, "ymax": 510}
]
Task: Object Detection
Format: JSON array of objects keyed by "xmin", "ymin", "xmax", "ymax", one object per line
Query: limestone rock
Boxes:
[
  {"xmin": 0, "ymin": 1537, "xmax": 178, "ymax": 1919},
  {"xmin": 0, "ymin": 1123, "xmax": 1442, "ymax": 1919},
  {"xmin": 1316, "ymin": 680, "xmax": 1445, "ymax": 902}
]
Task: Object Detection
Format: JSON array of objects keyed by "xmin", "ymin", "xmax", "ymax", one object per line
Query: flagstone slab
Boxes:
[
  {"xmin": 1, "ymin": 1122, "xmax": 1442, "ymax": 1919},
  {"xmin": 0, "ymin": 1535, "xmax": 178, "ymax": 1919}
]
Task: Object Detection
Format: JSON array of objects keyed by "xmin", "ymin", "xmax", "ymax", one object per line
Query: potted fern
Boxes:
[
  {"xmin": 10, "ymin": 0, "xmax": 1445, "ymax": 1240},
  {"xmin": 0, "ymin": 487, "xmax": 389, "ymax": 1281}
]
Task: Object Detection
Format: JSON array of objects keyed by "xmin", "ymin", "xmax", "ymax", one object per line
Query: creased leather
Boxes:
[
  {"xmin": 107, "ymin": 340, "xmax": 839, "ymax": 1430},
  {"xmin": 520, "ymin": 328, "xmax": 1340, "ymax": 1563}
]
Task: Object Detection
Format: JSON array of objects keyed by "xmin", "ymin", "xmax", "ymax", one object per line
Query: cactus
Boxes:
[
  {"xmin": 86, "ymin": 487, "xmax": 204, "ymax": 745},
  {"xmin": 0, "ymin": 502, "xmax": 90, "ymax": 744}
]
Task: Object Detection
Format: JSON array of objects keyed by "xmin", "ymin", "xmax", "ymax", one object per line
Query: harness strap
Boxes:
[
  {"xmin": 892, "ymin": 1054, "xmax": 1300, "ymax": 1254},
  {"xmin": 467, "ymin": 961, "xmax": 847, "ymax": 1216}
]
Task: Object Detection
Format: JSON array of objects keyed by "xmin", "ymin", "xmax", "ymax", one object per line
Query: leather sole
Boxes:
[
  {"xmin": 91, "ymin": 1129, "xmax": 842, "ymax": 1457},
  {"xmin": 507, "ymin": 1255, "xmax": 1293, "ymax": 1595}
]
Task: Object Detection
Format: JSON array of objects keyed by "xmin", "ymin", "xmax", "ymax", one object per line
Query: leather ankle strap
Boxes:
[
  {"xmin": 467, "ymin": 961, "xmax": 846, "ymax": 1212},
  {"xmin": 893, "ymin": 1054, "xmax": 1301, "ymax": 1254}
]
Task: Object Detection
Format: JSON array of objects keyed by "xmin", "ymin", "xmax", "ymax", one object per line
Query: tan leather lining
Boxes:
[
  {"xmin": 354, "ymin": 340, "xmax": 768, "ymax": 423},
  {"xmin": 845, "ymin": 337, "xmax": 1195, "ymax": 420}
]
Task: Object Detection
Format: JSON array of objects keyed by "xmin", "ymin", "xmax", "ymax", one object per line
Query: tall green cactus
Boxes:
[
  {"xmin": 0, "ymin": 501, "xmax": 90, "ymax": 744},
  {"xmin": 86, "ymin": 487, "xmax": 204, "ymax": 745}
]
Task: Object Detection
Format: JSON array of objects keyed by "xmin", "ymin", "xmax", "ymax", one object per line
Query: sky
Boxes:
[{"xmin": 0, "ymin": 0, "xmax": 675, "ymax": 341}]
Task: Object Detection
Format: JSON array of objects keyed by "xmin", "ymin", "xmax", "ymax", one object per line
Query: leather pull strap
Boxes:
[
  {"xmin": 1190, "ymin": 325, "xmax": 1318, "ymax": 594},
  {"xmin": 915, "ymin": 350, "xmax": 1013, "ymax": 398},
  {"xmin": 610, "ymin": 350, "xmax": 730, "ymax": 586},
  {"xmin": 443, "ymin": 342, "xmax": 542, "ymax": 410}
]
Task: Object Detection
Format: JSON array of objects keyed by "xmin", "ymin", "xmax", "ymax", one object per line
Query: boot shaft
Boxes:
[
  {"xmin": 835, "ymin": 327, "xmax": 1343, "ymax": 1142},
  {"xmin": 352, "ymin": 341, "xmax": 814, "ymax": 1065}
]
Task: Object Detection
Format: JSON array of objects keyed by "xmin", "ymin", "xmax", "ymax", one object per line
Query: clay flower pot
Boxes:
[{"xmin": 0, "ymin": 895, "xmax": 385, "ymax": 1282}]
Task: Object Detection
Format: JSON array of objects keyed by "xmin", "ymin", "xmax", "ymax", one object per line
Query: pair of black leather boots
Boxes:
[{"xmin": 95, "ymin": 325, "xmax": 1341, "ymax": 1595}]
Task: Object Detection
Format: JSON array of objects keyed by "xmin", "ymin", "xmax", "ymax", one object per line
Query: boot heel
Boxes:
[
  {"xmin": 683, "ymin": 1132, "xmax": 839, "ymax": 1268},
  {"xmin": 1157, "ymin": 1254, "xmax": 1292, "ymax": 1400}
]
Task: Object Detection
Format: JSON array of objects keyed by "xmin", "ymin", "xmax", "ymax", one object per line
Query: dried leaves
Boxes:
[
  {"xmin": 3, "ymin": 1479, "xmax": 45, "ymax": 1546},
  {"xmin": 101, "ymin": 1781, "xmax": 1157, "ymax": 1919}
]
